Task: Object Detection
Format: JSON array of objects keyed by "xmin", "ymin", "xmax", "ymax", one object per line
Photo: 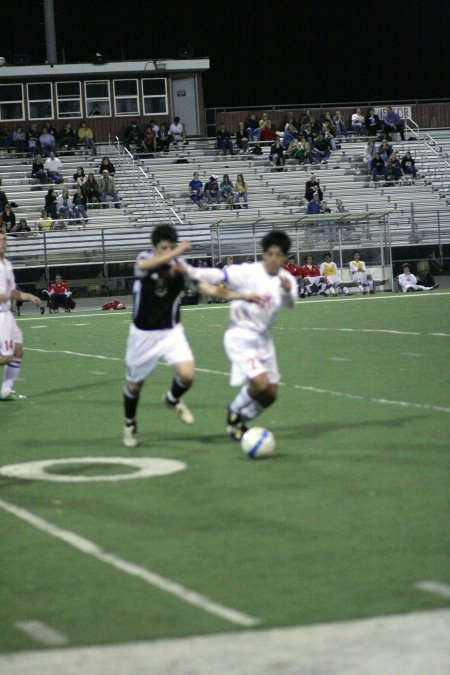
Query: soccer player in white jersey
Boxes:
[
  {"xmin": 123, "ymin": 224, "xmax": 260, "ymax": 448},
  {"xmin": 397, "ymin": 263, "xmax": 438, "ymax": 293},
  {"xmin": 187, "ymin": 230, "xmax": 297, "ymax": 440},
  {"xmin": 349, "ymin": 250, "xmax": 375, "ymax": 294},
  {"xmin": 320, "ymin": 253, "xmax": 351, "ymax": 295},
  {"xmin": 0, "ymin": 232, "xmax": 41, "ymax": 399}
]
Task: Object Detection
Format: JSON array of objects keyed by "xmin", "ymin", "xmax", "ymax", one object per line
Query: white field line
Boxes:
[
  {"xmin": 0, "ymin": 498, "xmax": 260, "ymax": 628},
  {"xmin": 13, "ymin": 621, "xmax": 68, "ymax": 646},
  {"xmin": 414, "ymin": 581, "xmax": 450, "ymax": 600},
  {"xmin": 24, "ymin": 347, "xmax": 450, "ymax": 414}
]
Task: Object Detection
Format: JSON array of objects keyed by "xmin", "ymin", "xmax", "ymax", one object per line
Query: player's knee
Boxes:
[{"xmin": 14, "ymin": 344, "xmax": 23, "ymax": 358}]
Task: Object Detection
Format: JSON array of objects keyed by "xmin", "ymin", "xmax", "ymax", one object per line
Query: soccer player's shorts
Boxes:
[
  {"xmin": 304, "ymin": 276, "xmax": 322, "ymax": 287},
  {"xmin": 224, "ymin": 326, "xmax": 280, "ymax": 387},
  {"xmin": 352, "ymin": 271, "xmax": 368, "ymax": 285},
  {"xmin": 0, "ymin": 311, "xmax": 23, "ymax": 357},
  {"xmin": 125, "ymin": 323, "xmax": 194, "ymax": 383},
  {"xmin": 327, "ymin": 274, "xmax": 342, "ymax": 286}
]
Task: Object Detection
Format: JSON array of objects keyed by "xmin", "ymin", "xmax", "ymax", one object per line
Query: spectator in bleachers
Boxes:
[
  {"xmin": 365, "ymin": 108, "xmax": 382, "ymax": 137},
  {"xmin": 188, "ymin": 172, "xmax": 203, "ymax": 207},
  {"xmin": 38, "ymin": 209, "xmax": 53, "ymax": 231},
  {"xmin": 156, "ymin": 123, "xmax": 171, "ymax": 152},
  {"xmin": 301, "ymin": 110, "xmax": 312, "ymax": 126},
  {"xmin": 78, "ymin": 121, "xmax": 97, "ymax": 155},
  {"xmin": 52, "ymin": 213, "xmax": 68, "ymax": 231},
  {"xmin": 312, "ymin": 132, "xmax": 331, "ymax": 163},
  {"xmin": 305, "ymin": 174, "xmax": 323, "ymax": 201},
  {"xmin": 378, "ymin": 137, "xmax": 393, "ymax": 161},
  {"xmin": 204, "ymin": 175, "xmax": 221, "ymax": 206},
  {"xmin": 382, "ymin": 107, "xmax": 405, "ymax": 141},
  {"xmin": 11, "ymin": 218, "xmax": 31, "ymax": 238},
  {"xmin": 99, "ymin": 156, "xmax": 116, "ymax": 175},
  {"xmin": 73, "ymin": 166, "xmax": 87, "ymax": 189},
  {"xmin": 289, "ymin": 137, "xmax": 308, "ymax": 164},
  {"xmin": 370, "ymin": 152, "xmax": 388, "ymax": 182},
  {"xmin": 44, "ymin": 152, "xmax": 64, "ymax": 184},
  {"xmin": 31, "ymin": 154, "xmax": 47, "ymax": 185},
  {"xmin": 385, "ymin": 151, "xmax": 403, "ymax": 182},
  {"xmin": 299, "ymin": 255, "xmax": 329, "ymax": 296},
  {"xmin": 401, "ymin": 151, "xmax": 418, "ymax": 180},
  {"xmin": 364, "ymin": 138, "xmax": 377, "ymax": 168},
  {"xmin": 351, "ymin": 108, "xmax": 365, "ymax": 135},
  {"xmin": 12, "ymin": 126, "xmax": 27, "ymax": 155},
  {"xmin": 72, "ymin": 186, "xmax": 88, "ymax": 224},
  {"xmin": 169, "ymin": 117, "xmax": 187, "ymax": 145},
  {"xmin": 260, "ymin": 120, "xmax": 277, "ymax": 143},
  {"xmin": 39, "ymin": 126, "xmax": 56, "ymax": 156},
  {"xmin": 335, "ymin": 198, "xmax": 349, "ymax": 212},
  {"xmin": 124, "ymin": 121, "xmax": 142, "ymax": 152},
  {"xmin": 333, "ymin": 110, "xmax": 347, "ymax": 137},
  {"xmin": 216, "ymin": 123, "xmax": 234, "ymax": 156},
  {"xmin": 220, "ymin": 174, "xmax": 234, "ymax": 207},
  {"xmin": 258, "ymin": 113, "xmax": 269, "ymax": 134},
  {"xmin": 44, "ymin": 188, "xmax": 58, "ymax": 219},
  {"xmin": 235, "ymin": 122, "xmax": 250, "ymax": 154},
  {"xmin": 149, "ymin": 119, "xmax": 160, "ymax": 135},
  {"xmin": 84, "ymin": 173, "xmax": 101, "ymax": 206},
  {"xmin": 234, "ymin": 173, "xmax": 249, "ymax": 209},
  {"xmin": 349, "ymin": 251, "xmax": 375, "ymax": 294},
  {"xmin": 98, "ymin": 170, "xmax": 120, "ymax": 208},
  {"xmin": 269, "ymin": 137, "xmax": 285, "ymax": 170},
  {"xmin": 0, "ymin": 179, "xmax": 9, "ymax": 212},
  {"xmin": 59, "ymin": 122, "xmax": 77, "ymax": 151},
  {"xmin": 306, "ymin": 193, "xmax": 321, "ymax": 214},
  {"xmin": 282, "ymin": 123, "xmax": 297, "ymax": 149},
  {"xmin": 244, "ymin": 113, "xmax": 259, "ymax": 141},
  {"xmin": 57, "ymin": 187, "xmax": 75, "ymax": 220},
  {"xmin": 141, "ymin": 125, "xmax": 157, "ymax": 154},
  {"xmin": 89, "ymin": 103, "xmax": 102, "ymax": 116},
  {"xmin": 1, "ymin": 204, "xmax": 16, "ymax": 233},
  {"xmin": 27, "ymin": 123, "xmax": 41, "ymax": 156},
  {"xmin": 398, "ymin": 263, "xmax": 438, "ymax": 292},
  {"xmin": 0, "ymin": 124, "xmax": 11, "ymax": 151},
  {"xmin": 320, "ymin": 253, "xmax": 351, "ymax": 295}
]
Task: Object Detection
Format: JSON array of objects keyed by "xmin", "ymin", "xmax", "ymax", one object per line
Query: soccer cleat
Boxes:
[
  {"xmin": 123, "ymin": 423, "xmax": 139, "ymax": 448},
  {"xmin": 226, "ymin": 409, "xmax": 248, "ymax": 442},
  {"xmin": 431, "ymin": 284, "xmax": 439, "ymax": 290},
  {"xmin": 164, "ymin": 394, "xmax": 194, "ymax": 425},
  {"xmin": 0, "ymin": 391, "xmax": 26, "ymax": 401}
]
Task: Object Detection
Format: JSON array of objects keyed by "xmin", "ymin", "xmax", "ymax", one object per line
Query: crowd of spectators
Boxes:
[
  {"xmin": 123, "ymin": 117, "xmax": 188, "ymax": 155},
  {"xmin": 1, "ymin": 121, "xmax": 97, "ymax": 157},
  {"xmin": 188, "ymin": 172, "xmax": 249, "ymax": 210}
]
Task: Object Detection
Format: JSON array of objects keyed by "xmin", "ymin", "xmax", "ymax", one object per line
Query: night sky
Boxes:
[{"xmin": 3, "ymin": 0, "xmax": 449, "ymax": 108}]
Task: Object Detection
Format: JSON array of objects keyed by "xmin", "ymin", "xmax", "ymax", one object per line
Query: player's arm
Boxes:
[
  {"xmin": 279, "ymin": 275, "xmax": 297, "ymax": 308},
  {"xmin": 11, "ymin": 288, "xmax": 41, "ymax": 306},
  {"xmin": 137, "ymin": 240, "xmax": 192, "ymax": 271},
  {"xmin": 197, "ymin": 280, "xmax": 261, "ymax": 304}
]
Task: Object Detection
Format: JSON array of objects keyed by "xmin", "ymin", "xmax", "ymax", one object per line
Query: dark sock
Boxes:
[
  {"xmin": 167, "ymin": 376, "xmax": 192, "ymax": 404},
  {"xmin": 124, "ymin": 386, "xmax": 139, "ymax": 422}
]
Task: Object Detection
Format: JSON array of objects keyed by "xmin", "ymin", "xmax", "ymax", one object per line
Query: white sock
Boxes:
[
  {"xmin": 2, "ymin": 359, "xmax": 21, "ymax": 396},
  {"xmin": 239, "ymin": 398, "xmax": 264, "ymax": 421},
  {"xmin": 230, "ymin": 385, "xmax": 253, "ymax": 413},
  {"xmin": 343, "ymin": 286, "xmax": 350, "ymax": 295}
]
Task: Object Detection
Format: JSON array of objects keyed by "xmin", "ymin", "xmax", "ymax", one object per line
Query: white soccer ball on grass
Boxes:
[{"xmin": 241, "ymin": 427, "xmax": 275, "ymax": 458}]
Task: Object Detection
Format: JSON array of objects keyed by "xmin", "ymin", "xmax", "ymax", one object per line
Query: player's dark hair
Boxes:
[
  {"xmin": 323, "ymin": 252, "xmax": 331, "ymax": 258},
  {"xmin": 151, "ymin": 224, "xmax": 178, "ymax": 246},
  {"xmin": 261, "ymin": 230, "xmax": 291, "ymax": 255},
  {"xmin": 352, "ymin": 250, "xmax": 360, "ymax": 256}
]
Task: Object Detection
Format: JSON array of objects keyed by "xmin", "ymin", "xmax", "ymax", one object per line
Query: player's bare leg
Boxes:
[{"xmin": 164, "ymin": 360, "xmax": 195, "ymax": 425}]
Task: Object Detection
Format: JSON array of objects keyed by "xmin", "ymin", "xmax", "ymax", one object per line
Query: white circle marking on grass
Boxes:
[{"xmin": 0, "ymin": 457, "xmax": 186, "ymax": 482}]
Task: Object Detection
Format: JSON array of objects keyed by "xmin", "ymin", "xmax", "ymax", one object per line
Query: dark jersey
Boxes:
[{"xmin": 132, "ymin": 250, "xmax": 188, "ymax": 330}]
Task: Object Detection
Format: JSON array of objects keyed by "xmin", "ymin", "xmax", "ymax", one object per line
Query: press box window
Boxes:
[
  {"xmin": 0, "ymin": 84, "xmax": 24, "ymax": 121},
  {"xmin": 56, "ymin": 81, "xmax": 82, "ymax": 118},
  {"xmin": 142, "ymin": 78, "xmax": 167, "ymax": 115},
  {"xmin": 27, "ymin": 83, "xmax": 53, "ymax": 120},
  {"xmin": 85, "ymin": 81, "xmax": 111, "ymax": 116},
  {"xmin": 113, "ymin": 79, "xmax": 139, "ymax": 115}
]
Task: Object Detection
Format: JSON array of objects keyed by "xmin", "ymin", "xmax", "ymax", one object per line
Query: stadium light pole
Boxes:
[{"xmin": 44, "ymin": 0, "xmax": 58, "ymax": 65}]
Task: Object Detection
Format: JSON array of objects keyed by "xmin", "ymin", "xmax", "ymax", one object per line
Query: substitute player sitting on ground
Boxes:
[
  {"xmin": 397, "ymin": 263, "xmax": 438, "ymax": 293},
  {"xmin": 320, "ymin": 253, "xmax": 351, "ymax": 295},
  {"xmin": 187, "ymin": 231, "xmax": 297, "ymax": 441},
  {"xmin": 0, "ymin": 232, "xmax": 41, "ymax": 399},
  {"xmin": 349, "ymin": 250, "xmax": 375, "ymax": 294},
  {"xmin": 123, "ymin": 224, "xmax": 261, "ymax": 448}
]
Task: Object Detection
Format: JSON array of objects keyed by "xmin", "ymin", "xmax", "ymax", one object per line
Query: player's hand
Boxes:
[
  {"xmin": 244, "ymin": 293, "xmax": 263, "ymax": 305},
  {"xmin": 24, "ymin": 293, "xmax": 41, "ymax": 306},
  {"xmin": 0, "ymin": 293, "xmax": 10, "ymax": 303},
  {"xmin": 280, "ymin": 277, "xmax": 292, "ymax": 291},
  {"xmin": 176, "ymin": 240, "xmax": 192, "ymax": 255}
]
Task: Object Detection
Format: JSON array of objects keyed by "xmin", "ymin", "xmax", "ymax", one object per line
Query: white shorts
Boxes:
[
  {"xmin": 304, "ymin": 276, "xmax": 322, "ymax": 287},
  {"xmin": 326, "ymin": 274, "xmax": 343, "ymax": 286},
  {"xmin": 224, "ymin": 326, "xmax": 279, "ymax": 387},
  {"xmin": 125, "ymin": 323, "xmax": 194, "ymax": 383},
  {"xmin": 0, "ymin": 311, "xmax": 23, "ymax": 356},
  {"xmin": 352, "ymin": 271, "xmax": 368, "ymax": 285}
]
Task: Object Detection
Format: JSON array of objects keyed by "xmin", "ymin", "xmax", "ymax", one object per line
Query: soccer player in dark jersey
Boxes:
[{"xmin": 123, "ymin": 224, "xmax": 260, "ymax": 447}]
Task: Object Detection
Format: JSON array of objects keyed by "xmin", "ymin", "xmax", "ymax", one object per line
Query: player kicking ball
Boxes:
[
  {"xmin": 188, "ymin": 230, "xmax": 297, "ymax": 441},
  {"xmin": 123, "ymin": 224, "xmax": 261, "ymax": 448},
  {"xmin": 0, "ymin": 232, "xmax": 41, "ymax": 400}
]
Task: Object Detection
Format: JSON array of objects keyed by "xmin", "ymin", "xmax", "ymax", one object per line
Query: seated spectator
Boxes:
[
  {"xmin": 335, "ymin": 198, "xmax": 349, "ymax": 213},
  {"xmin": 31, "ymin": 154, "xmax": 47, "ymax": 185},
  {"xmin": 258, "ymin": 113, "xmax": 269, "ymax": 135},
  {"xmin": 78, "ymin": 121, "xmax": 97, "ymax": 155},
  {"xmin": 398, "ymin": 263, "xmax": 438, "ymax": 292},
  {"xmin": 12, "ymin": 218, "xmax": 31, "ymax": 237},
  {"xmin": 305, "ymin": 174, "xmax": 323, "ymax": 202},
  {"xmin": 216, "ymin": 123, "xmax": 234, "ymax": 156},
  {"xmin": 44, "ymin": 188, "xmax": 58, "ymax": 218},
  {"xmin": 378, "ymin": 137, "xmax": 393, "ymax": 161},
  {"xmin": 124, "ymin": 121, "xmax": 142, "ymax": 152},
  {"xmin": 282, "ymin": 123, "xmax": 297, "ymax": 149},
  {"xmin": 370, "ymin": 152, "xmax": 388, "ymax": 182},
  {"xmin": 301, "ymin": 110, "xmax": 312, "ymax": 126},
  {"xmin": 244, "ymin": 113, "xmax": 259, "ymax": 141},
  {"xmin": 89, "ymin": 103, "xmax": 101, "ymax": 116},
  {"xmin": 12, "ymin": 125, "xmax": 27, "ymax": 155},
  {"xmin": 1, "ymin": 204, "xmax": 16, "ymax": 233},
  {"xmin": 349, "ymin": 251, "xmax": 374, "ymax": 294},
  {"xmin": 323, "ymin": 126, "xmax": 337, "ymax": 150},
  {"xmin": 235, "ymin": 122, "xmax": 250, "ymax": 153},
  {"xmin": 84, "ymin": 173, "xmax": 101, "ymax": 206},
  {"xmin": 306, "ymin": 193, "xmax": 321, "ymax": 214},
  {"xmin": 333, "ymin": 110, "xmax": 347, "ymax": 137},
  {"xmin": 44, "ymin": 152, "xmax": 64, "ymax": 184},
  {"xmin": 169, "ymin": 116, "xmax": 187, "ymax": 144},
  {"xmin": 0, "ymin": 179, "xmax": 9, "ymax": 212},
  {"xmin": 351, "ymin": 107, "xmax": 365, "ymax": 135},
  {"xmin": 401, "ymin": 151, "xmax": 418, "ymax": 180},
  {"xmin": 37, "ymin": 209, "xmax": 53, "ymax": 231},
  {"xmin": 188, "ymin": 172, "xmax": 203, "ymax": 207},
  {"xmin": 98, "ymin": 170, "xmax": 120, "ymax": 208},
  {"xmin": 320, "ymin": 253, "xmax": 351, "ymax": 295},
  {"xmin": 149, "ymin": 118, "xmax": 160, "ymax": 135},
  {"xmin": 141, "ymin": 126, "xmax": 156, "ymax": 154},
  {"xmin": 53, "ymin": 213, "xmax": 68, "ymax": 231},
  {"xmin": 27, "ymin": 123, "xmax": 41, "ymax": 157},
  {"xmin": 364, "ymin": 138, "xmax": 377, "ymax": 168},
  {"xmin": 299, "ymin": 255, "xmax": 329, "ymax": 296},
  {"xmin": 234, "ymin": 173, "xmax": 248, "ymax": 209},
  {"xmin": 59, "ymin": 122, "xmax": 77, "ymax": 151},
  {"xmin": 385, "ymin": 151, "xmax": 403, "ymax": 182},
  {"xmin": 57, "ymin": 187, "xmax": 75, "ymax": 220},
  {"xmin": 203, "ymin": 175, "xmax": 221, "ymax": 206},
  {"xmin": 73, "ymin": 166, "xmax": 87, "ymax": 189},
  {"xmin": 44, "ymin": 273, "xmax": 74, "ymax": 312},
  {"xmin": 365, "ymin": 108, "xmax": 382, "ymax": 137},
  {"xmin": 259, "ymin": 120, "xmax": 277, "ymax": 142},
  {"xmin": 312, "ymin": 132, "xmax": 331, "ymax": 163},
  {"xmin": 39, "ymin": 126, "xmax": 56, "ymax": 156},
  {"xmin": 99, "ymin": 156, "xmax": 115, "ymax": 176},
  {"xmin": 72, "ymin": 186, "xmax": 88, "ymax": 224},
  {"xmin": 220, "ymin": 174, "xmax": 234, "ymax": 207},
  {"xmin": 290, "ymin": 137, "xmax": 310, "ymax": 164},
  {"xmin": 156, "ymin": 123, "xmax": 171, "ymax": 152},
  {"xmin": 269, "ymin": 137, "xmax": 285, "ymax": 170},
  {"xmin": 382, "ymin": 106, "xmax": 405, "ymax": 141}
]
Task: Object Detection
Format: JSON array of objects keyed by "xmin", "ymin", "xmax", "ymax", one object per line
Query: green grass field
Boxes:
[{"xmin": 1, "ymin": 292, "xmax": 449, "ymax": 662}]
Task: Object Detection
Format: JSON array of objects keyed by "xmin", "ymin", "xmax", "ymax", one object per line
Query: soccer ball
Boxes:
[{"xmin": 241, "ymin": 427, "xmax": 275, "ymax": 459}]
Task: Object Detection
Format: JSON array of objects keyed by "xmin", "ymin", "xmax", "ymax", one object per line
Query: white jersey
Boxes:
[
  {"xmin": 0, "ymin": 257, "xmax": 16, "ymax": 312},
  {"xmin": 398, "ymin": 272, "xmax": 418, "ymax": 289},
  {"xmin": 169, "ymin": 122, "xmax": 184, "ymax": 140}
]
